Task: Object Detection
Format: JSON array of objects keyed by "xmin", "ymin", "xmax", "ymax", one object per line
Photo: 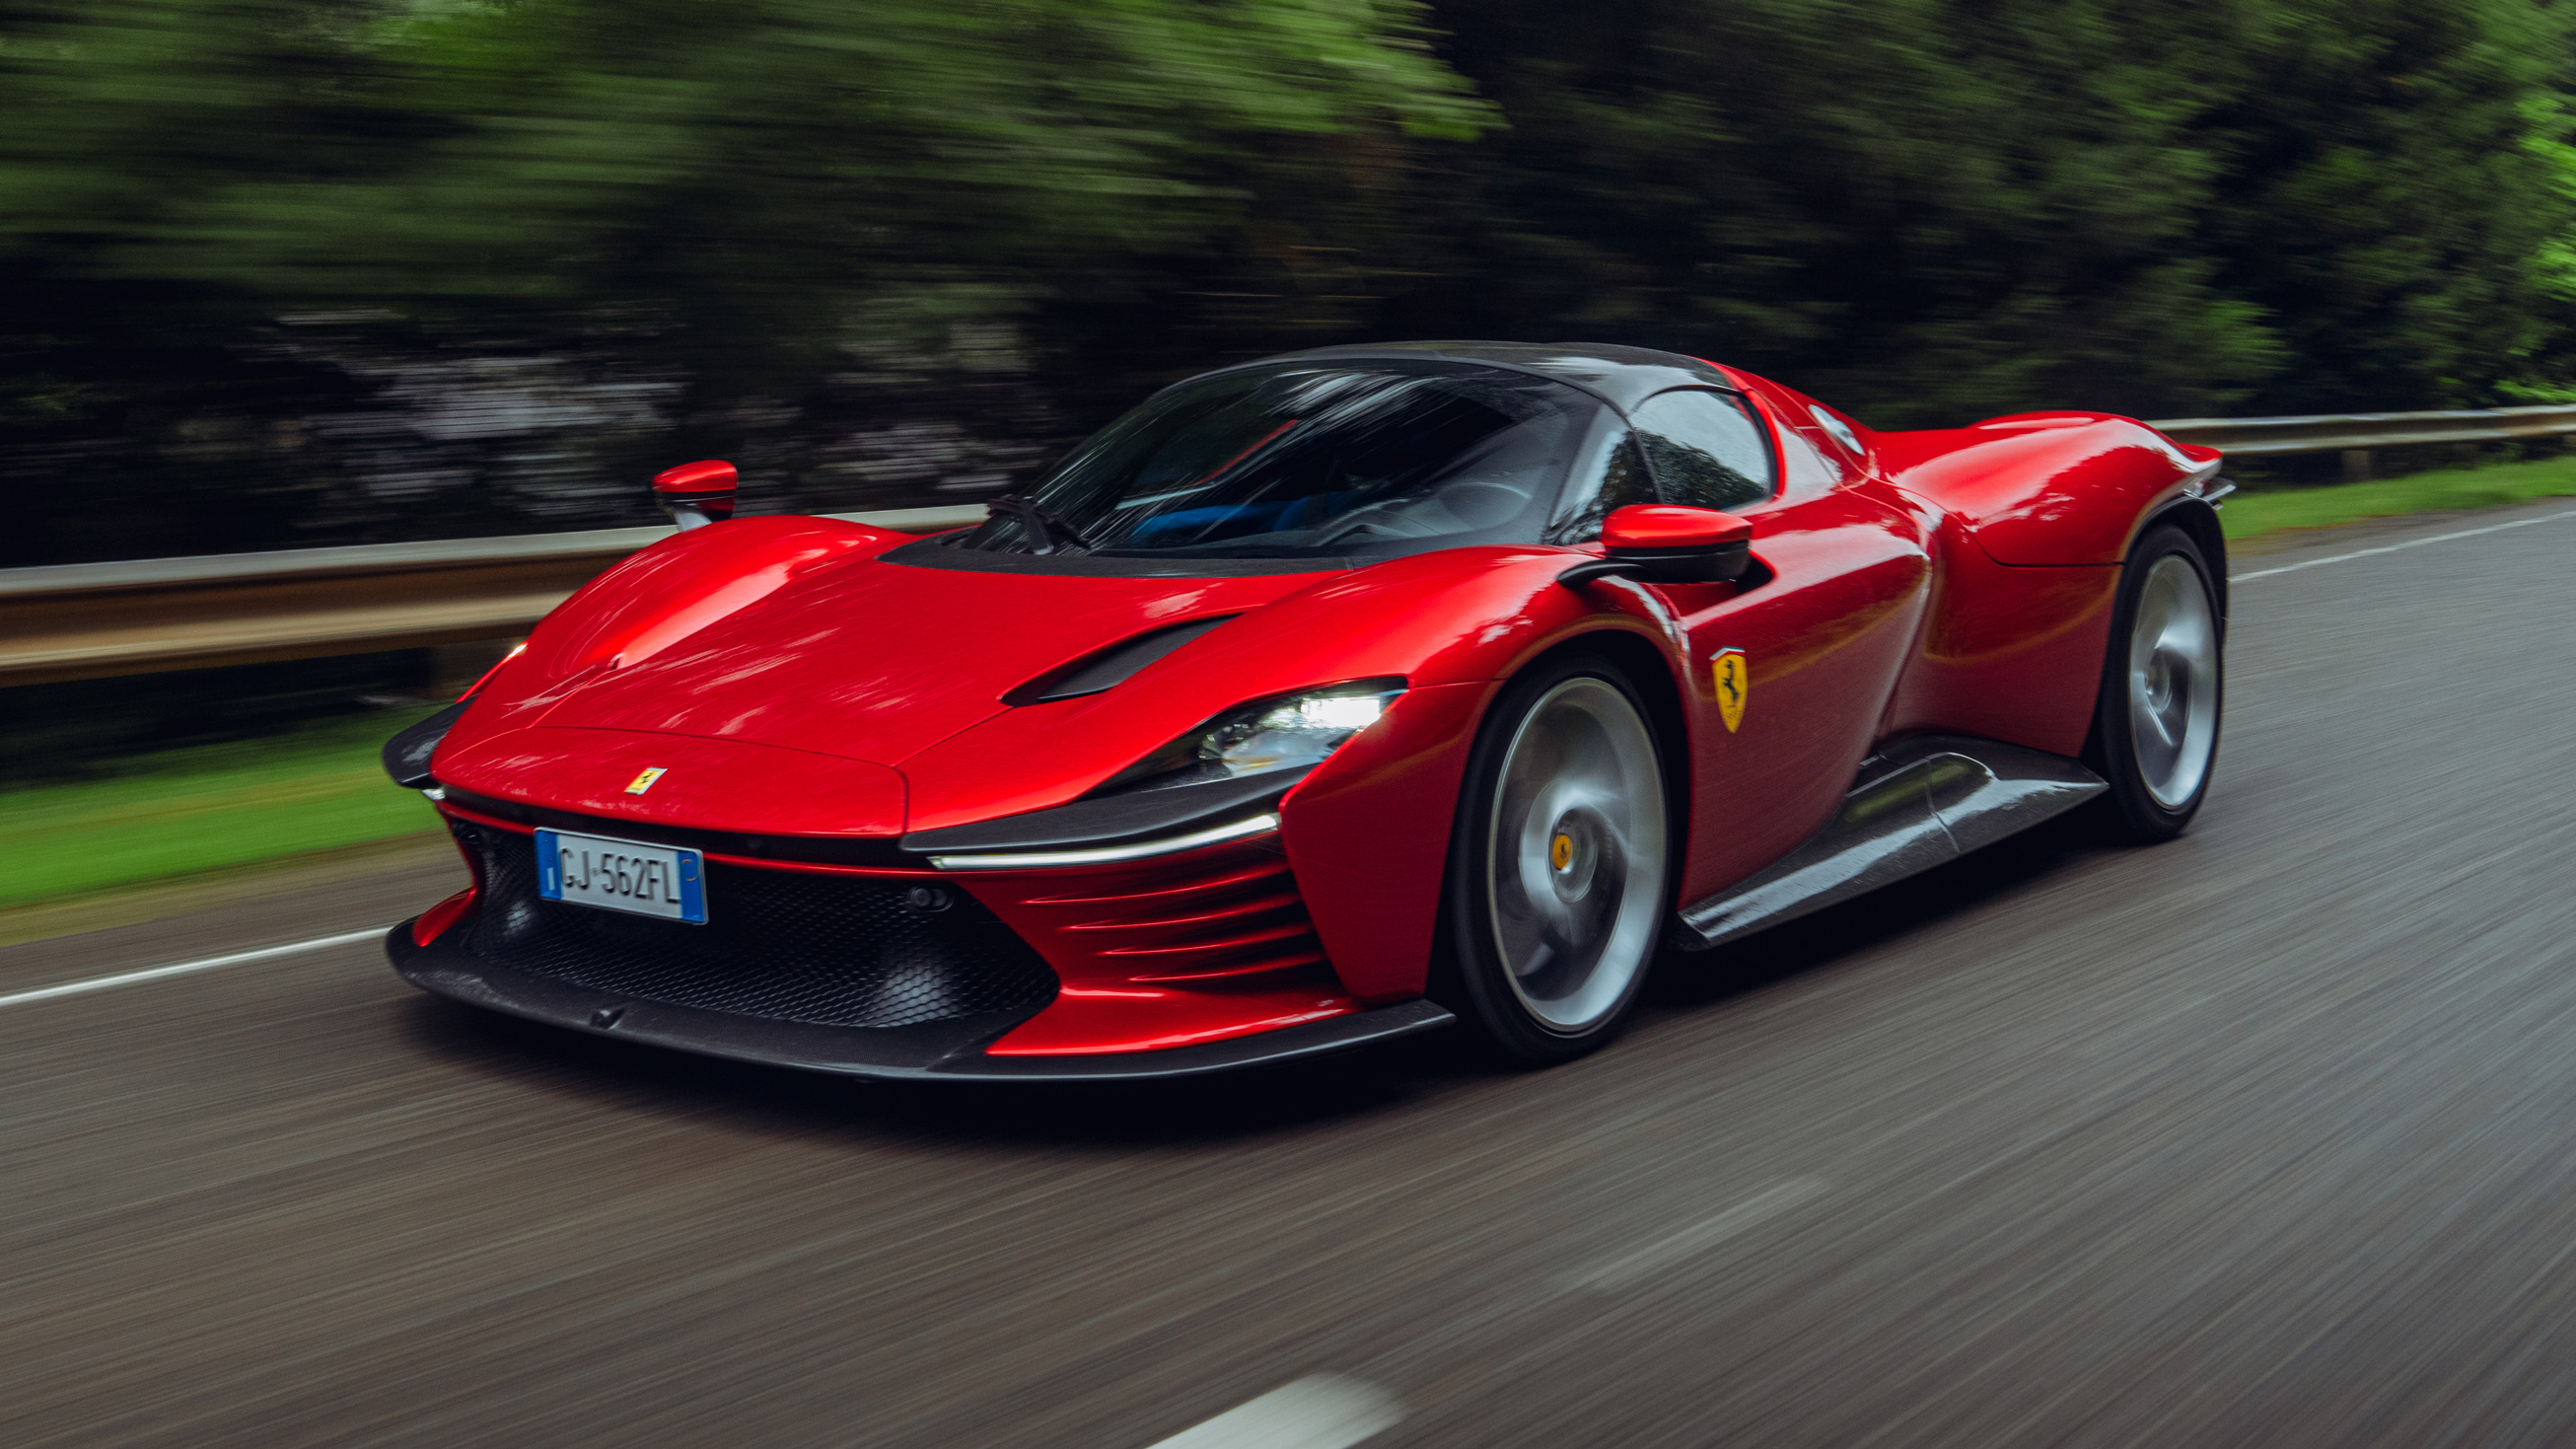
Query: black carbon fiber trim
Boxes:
[
  {"xmin": 390, "ymin": 925, "xmax": 1456, "ymax": 1081},
  {"xmin": 449, "ymin": 824, "xmax": 1055, "ymax": 1030}
]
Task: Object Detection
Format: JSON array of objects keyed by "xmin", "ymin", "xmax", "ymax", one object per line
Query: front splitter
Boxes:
[{"xmin": 387, "ymin": 924, "xmax": 1455, "ymax": 1082}]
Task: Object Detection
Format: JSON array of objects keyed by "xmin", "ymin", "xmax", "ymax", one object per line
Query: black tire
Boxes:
[
  {"xmin": 1440, "ymin": 650, "xmax": 1676, "ymax": 1064},
  {"xmin": 2084, "ymin": 522, "xmax": 2224, "ymax": 841}
]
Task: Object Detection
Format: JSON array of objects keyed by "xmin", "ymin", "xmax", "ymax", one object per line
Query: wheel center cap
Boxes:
[{"xmin": 1550, "ymin": 833, "xmax": 1575, "ymax": 871}]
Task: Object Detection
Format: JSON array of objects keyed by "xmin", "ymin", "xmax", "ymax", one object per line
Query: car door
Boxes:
[{"xmin": 1620, "ymin": 387, "xmax": 1933, "ymax": 906}]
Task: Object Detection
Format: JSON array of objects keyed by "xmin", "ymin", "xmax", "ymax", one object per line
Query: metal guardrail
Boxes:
[
  {"xmin": 2147, "ymin": 404, "xmax": 2576, "ymax": 459},
  {"xmin": 0, "ymin": 504, "xmax": 987, "ymax": 688},
  {"xmin": 7, "ymin": 402, "xmax": 2573, "ymax": 688}
]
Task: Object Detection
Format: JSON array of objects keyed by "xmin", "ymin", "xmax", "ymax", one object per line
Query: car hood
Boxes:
[
  {"xmin": 432, "ymin": 523, "xmax": 1592, "ymax": 836},
  {"xmin": 515, "ymin": 552, "xmax": 1328, "ymax": 766}
]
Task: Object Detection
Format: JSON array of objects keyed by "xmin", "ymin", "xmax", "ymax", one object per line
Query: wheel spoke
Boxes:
[
  {"xmin": 2125, "ymin": 554, "xmax": 2219, "ymax": 809},
  {"xmin": 1484, "ymin": 677, "xmax": 1669, "ymax": 1033}
]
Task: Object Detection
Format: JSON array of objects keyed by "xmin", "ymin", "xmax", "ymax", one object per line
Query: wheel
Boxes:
[
  {"xmin": 2087, "ymin": 522, "xmax": 2223, "ymax": 840},
  {"xmin": 1444, "ymin": 652, "xmax": 1673, "ymax": 1064}
]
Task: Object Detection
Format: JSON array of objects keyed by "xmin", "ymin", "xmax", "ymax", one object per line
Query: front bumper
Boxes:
[{"xmin": 389, "ymin": 923, "xmax": 1453, "ymax": 1081}]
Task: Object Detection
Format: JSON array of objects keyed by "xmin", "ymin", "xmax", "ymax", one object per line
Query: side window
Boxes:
[
  {"xmin": 1628, "ymin": 389, "xmax": 1773, "ymax": 510},
  {"xmin": 1544, "ymin": 416, "xmax": 1658, "ymax": 544},
  {"xmin": 1774, "ymin": 424, "xmax": 1845, "ymax": 501}
]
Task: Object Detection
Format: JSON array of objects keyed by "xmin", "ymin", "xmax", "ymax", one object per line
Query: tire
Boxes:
[
  {"xmin": 1442, "ymin": 651, "xmax": 1675, "ymax": 1064},
  {"xmin": 2086, "ymin": 522, "xmax": 2223, "ymax": 841}
]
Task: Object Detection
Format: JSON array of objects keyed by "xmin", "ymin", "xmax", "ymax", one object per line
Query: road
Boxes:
[{"xmin": 8, "ymin": 502, "xmax": 2576, "ymax": 1448}]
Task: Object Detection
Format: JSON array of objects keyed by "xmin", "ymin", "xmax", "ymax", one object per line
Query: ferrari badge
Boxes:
[
  {"xmin": 1712, "ymin": 649, "xmax": 1749, "ymax": 733},
  {"xmin": 625, "ymin": 766, "xmax": 668, "ymax": 796}
]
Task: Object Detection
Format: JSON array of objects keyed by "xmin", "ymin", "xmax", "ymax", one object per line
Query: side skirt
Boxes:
[{"xmin": 1672, "ymin": 735, "xmax": 2107, "ymax": 951}]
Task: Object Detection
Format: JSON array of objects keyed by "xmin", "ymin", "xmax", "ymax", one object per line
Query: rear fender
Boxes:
[{"xmin": 1879, "ymin": 414, "xmax": 2220, "ymax": 566}]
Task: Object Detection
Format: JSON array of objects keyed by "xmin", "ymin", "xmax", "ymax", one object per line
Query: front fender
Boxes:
[
  {"xmin": 429, "ymin": 515, "xmax": 902, "ymax": 777},
  {"xmin": 896, "ymin": 547, "xmax": 1674, "ymax": 833}
]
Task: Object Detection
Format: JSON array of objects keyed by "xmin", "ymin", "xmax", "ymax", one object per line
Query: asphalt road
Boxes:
[{"xmin": 9, "ymin": 502, "xmax": 2576, "ymax": 1448}]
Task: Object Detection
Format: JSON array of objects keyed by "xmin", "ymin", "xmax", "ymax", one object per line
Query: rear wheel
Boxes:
[
  {"xmin": 2088, "ymin": 523, "xmax": 2222, "ymax": 840},
  {"xmin": 1444, "ymin": 653, "xmax": 1673, "ymax": 1064}
]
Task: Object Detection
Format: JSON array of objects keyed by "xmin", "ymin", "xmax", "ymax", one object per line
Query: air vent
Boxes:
[{"xmin": 1004, "ymin": 616, "xmax": 1240, "ymax": 705}]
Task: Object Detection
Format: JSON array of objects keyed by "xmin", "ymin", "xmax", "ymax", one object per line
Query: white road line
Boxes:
[
  {"xmin": 0, "ymin": 927, "xmax": 387, "ymax": 1009},
  {"xmin": 1145, "ymin": 1375, "xmax": 1403, "ymax": 1449},
  {"xmin": 2231, "ymin": 505, "xmax": 2576, "ymax": 583},
  {"xmin": 1568, "ymin": 1178, "xmax": 1829, "ymax": 1292}
]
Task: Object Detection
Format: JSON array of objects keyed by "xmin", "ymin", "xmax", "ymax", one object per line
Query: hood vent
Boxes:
[{"xmin": 1006, "ymin": 616, "xmax": 1240, "ymax": 705}]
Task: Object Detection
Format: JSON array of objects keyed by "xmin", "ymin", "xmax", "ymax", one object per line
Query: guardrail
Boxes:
[
  {"xmin": 8, "ymin": 402, "xmax": 2573, "ymax": 688},
  {"xmin": 2148, "ymin": 404, "xmax": 2576, "ymax": 469},
  {"xmin": 0, "ymin": 505, "xmax": 987, "ymax": 688}
]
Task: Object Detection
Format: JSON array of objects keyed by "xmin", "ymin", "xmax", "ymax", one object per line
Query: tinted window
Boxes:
[
  {"xmin": 957, "ymin": 362, "xmax": 1601, "ymax": 559},
  {"xmin": 1544, "ymin": 415, "xmax": 1658, "ymax": 544},
  {"xmin": 1629, "ymin": 390, "xmax": 1773, "ymax": 510},
  {"xmin": 1774, "ymin": 424, "xmax": 1845, "ymax": 501}
]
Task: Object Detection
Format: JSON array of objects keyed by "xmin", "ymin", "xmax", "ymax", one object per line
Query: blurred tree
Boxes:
[
  {"xmin": 2, "ymin": 0, "xmax": 2573, "ymax": 565},
  {"xmin": 1399, "ymin": 0, "xmax": 2574, "ymax": 424},
  {"xmin": 0, "ymin": 0, "xmax": 1489, "ymax": 561}
]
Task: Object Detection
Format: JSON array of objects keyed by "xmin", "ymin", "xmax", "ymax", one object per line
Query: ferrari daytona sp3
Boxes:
[{"xmin": 383, "ymin": 341, "xmax": 2226, "ymax": 1079}]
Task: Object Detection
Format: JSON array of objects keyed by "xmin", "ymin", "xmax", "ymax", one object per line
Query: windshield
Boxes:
[{"xmin": 954, "ymin": 362, "xmax": 1601, "ymax": 558}]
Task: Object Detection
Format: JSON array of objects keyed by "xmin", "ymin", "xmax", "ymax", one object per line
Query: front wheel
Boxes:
[
  {"xmin": 1444, "ymin": 653, "xmax": 1673, "ymax": 1064},
  {"xmin": 2087, "ymin": 522, "xmax": 2223, "ymax": 840}
]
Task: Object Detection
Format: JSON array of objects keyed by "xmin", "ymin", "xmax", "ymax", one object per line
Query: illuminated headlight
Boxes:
[{"xmin": 1093, "ymin": 678, "xmax": 1406, "ymax": 796}]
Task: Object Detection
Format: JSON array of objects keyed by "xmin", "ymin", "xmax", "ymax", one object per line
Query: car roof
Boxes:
[{"xmin": 1254, "ymin": 340, "xmax": 1737, "ymax": 411}]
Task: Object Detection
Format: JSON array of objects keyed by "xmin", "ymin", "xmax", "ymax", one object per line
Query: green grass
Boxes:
[
  {"xmin": 0, "ymin": 707, "xmax": 449, "ymax": 911},
  {"xmin": 2223, "ymin": 455, "xmax": 2576, "ymax": 541}
]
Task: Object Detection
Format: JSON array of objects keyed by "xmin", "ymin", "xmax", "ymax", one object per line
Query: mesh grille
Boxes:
[{"xmin": 453, "ymin": 826, "xmax": 1057, "ymax": 1030}]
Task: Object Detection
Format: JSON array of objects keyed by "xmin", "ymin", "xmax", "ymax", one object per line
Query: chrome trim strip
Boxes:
[{"xmin": 928, "ymin": 813, "xmax": 1281, "ymax": 871}]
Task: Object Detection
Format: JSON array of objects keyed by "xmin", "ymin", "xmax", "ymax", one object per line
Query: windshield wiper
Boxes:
[{"xmin": 983, "ymin": 494, "xmax": 1097, "ymax": 554}]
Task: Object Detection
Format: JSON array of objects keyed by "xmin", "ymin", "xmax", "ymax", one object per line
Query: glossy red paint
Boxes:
[
  {"xmin": 1278, "ymin": 681, "xmax": 1497, "ymax": 1002},
  {"xmin": 402, "ymin": 354, "xmax": 2226, "ymax": 1066},
  {"xmin": 897, "ymin": 547, "xmax": 1609, "ymax": 833},
  {"xmin": 651, "ymin": 459, "xmax": 738, "ymax": 496},
  {"xmin": 541, "ymin": 561, "xmax": 1314, "ymax": 772},
  {"xmin": 1873, "ymin": 415, "xmax": 2212, "ymax": 565},
  {"xmin": 458, "ymin": 643, "xmax": 525, "ymax": 701},
  {"xmin": 440, "ymin": 726, "xmax": 908, "ymax": 835},
  {"xmin": 959, "ymin": 834, "xmax": 1362, "ymax": 1055},
  {"xmin": 1656, "ymin": 483, "xmax": 1934, "ymax": 900},
  {"xmin": 442, "ymin": 516, "xmax": 900, "ymax": 761},
  {"xmin": 1602, "ymin": 504, "xmax": 1753, "ymax": 551},
  {"xmin": 411, "ymin": 886, "xmax": 479, "ymax": 947},
  {"xmin": 1877, "ymin": 511, "xmax": 2120, "ymax": 758}
]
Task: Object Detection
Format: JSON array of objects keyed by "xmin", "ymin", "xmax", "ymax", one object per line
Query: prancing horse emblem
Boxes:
[
  {"xmin": 1712, "ymin": 649, "xmax": 1748, "ymax": 733},
  {"xmin": 625, "ymin": 766, "xmax": 669, "ymax": 795}
]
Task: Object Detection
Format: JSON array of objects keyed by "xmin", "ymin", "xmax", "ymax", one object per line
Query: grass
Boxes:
[
  {"xmin": 2222, "ymin": 454, "xmax": 2576, "ymax": 541},
  {"xmin": 0, "ymin": 706, "xmax": 449, "ymax": 911},
  {"xmin": 3, "ymin": 454, "xmax": 2573, "ymax": 917}
]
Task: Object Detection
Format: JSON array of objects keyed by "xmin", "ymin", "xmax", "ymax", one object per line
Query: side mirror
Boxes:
[
  {"xmin": 654, "ymin": 459, "xmax": 738, "ymax": 530},
  {"xmin": 1559, "ymin": 504, "xmax": 1753, "ymax": 588}
]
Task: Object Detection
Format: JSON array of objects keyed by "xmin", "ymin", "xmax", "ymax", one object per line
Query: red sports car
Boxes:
[{"xmin": 383, "ymin": 342, "xmax": 2226, "ymax": 1079}]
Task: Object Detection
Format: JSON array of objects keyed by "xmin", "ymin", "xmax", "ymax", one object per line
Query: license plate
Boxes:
[{"xmin": 536, "ymin": 830, "xmax": 706, "ymax": 924}]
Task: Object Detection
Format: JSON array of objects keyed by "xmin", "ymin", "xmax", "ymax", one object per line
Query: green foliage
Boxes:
[
  {"xmin": 1409, "ymin": 0, "xmax": 2575, "ymax": 424},
  {"xmin": 2, "ymin": 0, "xmax": 2574, "ymax": 563}
]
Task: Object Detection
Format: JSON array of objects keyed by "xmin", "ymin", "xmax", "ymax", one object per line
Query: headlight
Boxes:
[{"xmin": 1093, "ymin": 678, "xmax": 1406, "ymax": 796}]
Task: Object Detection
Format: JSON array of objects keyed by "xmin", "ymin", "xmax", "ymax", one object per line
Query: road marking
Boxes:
[
  {"xmin": 2231, "ymin": 506, "xmax": 2576, "ymax": 583},
  {"xmin": 0, "ymin": 927, "xmax": 387, "ymax": 1009},
  {"xmin": 1145, "ymin": 1375, "xmax": 1402, "ymax": 1449},
  {"xmin": 1568, "ymin": 1178, "xmax": 1829, "ymax": 1292}
]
